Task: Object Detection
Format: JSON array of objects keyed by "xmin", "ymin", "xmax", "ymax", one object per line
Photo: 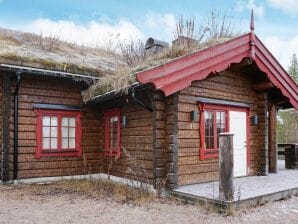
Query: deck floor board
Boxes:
[{"xmin": 174, "ymin": 160, "xmax": 298, "ymax": 201}]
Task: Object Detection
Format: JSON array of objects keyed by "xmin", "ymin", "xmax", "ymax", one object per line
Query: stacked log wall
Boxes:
[
  {"xmin": 2, "ymin": 75, "xmax": 154, "ymax": 183},
  {"xmin": 177, "ymin": 70, "xmax": 264, "ymax": 185},
  {"xmin": 8, "ymin": 76, "xmax": 103, "ymax": 179},
  {"xmin": 100, "ymin": 101, "xmax": 154, "ymax": 184},
  {"xmin": 0, "ymin": 75, "xmax": 3, "ymax": 178}
]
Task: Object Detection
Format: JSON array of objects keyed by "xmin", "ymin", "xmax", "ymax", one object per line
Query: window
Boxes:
[
  {"xmin": 199, "ymin": 104, "xmax": 227, "ymax": 160},
  {"xmin": 35, "ymin": 109, "xmax": 82, "ymax": 158},
  {"xmin": 104, "ymin": 109, "xmax": 121, "ymax": 158},
  {"xmin": 203, "ymin": 110, "xmax": 226, "ymax": 150},
  {"xmin": 199, "ymin": 102, "xmax": 250, "ymax": 160}
]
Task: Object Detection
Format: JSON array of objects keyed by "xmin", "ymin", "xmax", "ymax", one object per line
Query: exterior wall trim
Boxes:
[
  {"xmin": 197, "ymin": 97, "xmax": 250, "ymax": 108},
  {"xmin": 7, "ymin": 173, "xmax": 156, "ymax": 193},
  {"xmin": 33, "ymin": 103, "xmax": 81, "ymax": 111}
]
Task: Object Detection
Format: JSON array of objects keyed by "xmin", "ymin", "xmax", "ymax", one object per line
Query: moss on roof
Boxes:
[
  {"xmin": 82, "ymin": 36, "xmax": 234, "ymax": 102},
  {"xmin": 0, "ymin": 28, "xmax": 124, "ymax": 76},
  {"xmin": 0, "ymin": 27, "xmax": 239, "ymax": 102}
]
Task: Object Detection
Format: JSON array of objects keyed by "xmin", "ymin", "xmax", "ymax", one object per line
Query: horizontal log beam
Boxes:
[{"xmin": 252, "ymin": 81, "xmax": 274, "ymax": 91}]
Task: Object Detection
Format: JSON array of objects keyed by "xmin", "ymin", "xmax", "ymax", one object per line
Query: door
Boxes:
[{"xmin": 229, "ymin": 111, "xmax": 247, "ymax": 177}]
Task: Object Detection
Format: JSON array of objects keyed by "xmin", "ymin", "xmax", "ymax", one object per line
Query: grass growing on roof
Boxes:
[
  {"xmin": 0, "ymin": 27, "xmax": 123, "ymax": 76},
  {"xmin": 82, "ymin": 36, "xmax": 234, "ymax": 102}
]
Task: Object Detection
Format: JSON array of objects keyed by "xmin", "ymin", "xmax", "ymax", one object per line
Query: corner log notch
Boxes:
[{"xmin": 1, "ymin": 73, "xmax": 10, "ymax": 182}]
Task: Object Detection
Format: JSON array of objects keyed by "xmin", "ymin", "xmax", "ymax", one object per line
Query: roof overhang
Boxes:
[
  {"xmin": 0, "ymin": 64, "xmax": 100, "ymax": 86},
  {"xmin": 136, "ymin": 33, "xmax": 298, "ymax": 109},
  {"xmin": 87, "ymin": 82, "xmax": 153, "ymax": 105}
]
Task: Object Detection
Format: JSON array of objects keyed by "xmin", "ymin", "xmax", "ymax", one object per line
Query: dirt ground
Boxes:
[{"xmin": 0, "ymin": 181, "xmax": 297, "ymax": 224}]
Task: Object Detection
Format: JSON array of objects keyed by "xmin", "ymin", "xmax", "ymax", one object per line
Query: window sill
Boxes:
[
  {"xmin": 42, "ymin": 149, "xmax": 78, "ymax": 153},
  {"xmin": 200, "ymin": 148, "xmax": 219, "ymax": 160},
  {"xmin": 36, "ymin": 149, "xmax": 82, "ymax": 158}
]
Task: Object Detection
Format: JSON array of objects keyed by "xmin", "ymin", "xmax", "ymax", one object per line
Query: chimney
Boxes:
[
  {"xmin": 172, "ymin": 35, "xmax": 198, "ymax": 48},
  {"xmin": 145, "ymin": 37, "xmax": 169, "ymax": 57}
]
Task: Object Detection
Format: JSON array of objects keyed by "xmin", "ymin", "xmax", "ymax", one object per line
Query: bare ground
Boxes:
[{"xmin": 0, "ymin": 181, "xmax": 297, "ymax": 224}]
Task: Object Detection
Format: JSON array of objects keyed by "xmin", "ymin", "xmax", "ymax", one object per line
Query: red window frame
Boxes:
[
  {"xmin": 35, "ymin": 109, "xmax": 82, "ymax": 158},
  {"xmin": 104, "ymin": 108, "xmax": 121, "ymax": 158},
  {"xmin": 199, "ymin": 103, "xmax": 250, "ymax": 162},
  {"xmin": 203, "ymin": 110, "xmax": 226, "ymax": 153}
]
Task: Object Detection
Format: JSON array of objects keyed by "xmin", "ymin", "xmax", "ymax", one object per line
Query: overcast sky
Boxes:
[{"xmin": 0, "ymin": 0, "xmax": 297, "ymax": 68}]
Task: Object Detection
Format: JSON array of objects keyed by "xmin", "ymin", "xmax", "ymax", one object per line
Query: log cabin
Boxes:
[{"xmin": 0, "ymin": 15, "xmax": 297, "ymax": 191}]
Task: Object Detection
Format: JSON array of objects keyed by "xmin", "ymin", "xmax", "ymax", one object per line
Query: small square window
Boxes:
[{"xmin": 35, "ymin": 109, "xmax": 82, "ymax": 158}]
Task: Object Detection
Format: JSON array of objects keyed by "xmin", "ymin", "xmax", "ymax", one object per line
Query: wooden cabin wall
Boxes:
[
  {"xmin": 7, "ymin": 76, "xmax": 103, "ymax": 180},
  {"xmin": 0, "ymin": 73, "xmax": 11, "ymax": 181},
  {"xmin": 0, "ymin": 73, "xmax": 154, "ymax": 184},
  {"xmin": 0, "ymin": 75, "xmax": 3, "ymax": 176},
  {"xmin": 177, "ymin": 70, "xmax": 265, "ymax": 185},
  {"xmin": 99, "ymin": 101, "xmax": 154, "ymax": 184},
  {"xmin": 151, "ymin": 92, "xmax": 179, "ymax": 189}
]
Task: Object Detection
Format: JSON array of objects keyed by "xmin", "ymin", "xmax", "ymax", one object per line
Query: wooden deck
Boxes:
[{"xmin": 171, "ymin": 160, "xmax": 298, "ymax": 212}]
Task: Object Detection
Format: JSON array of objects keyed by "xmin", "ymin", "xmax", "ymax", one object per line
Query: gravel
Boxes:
[{"xmin": 0, "ymin": 183, "xmax": 297, "ymax": 224}]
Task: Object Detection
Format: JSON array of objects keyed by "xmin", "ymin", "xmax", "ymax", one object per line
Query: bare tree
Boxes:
[
  {"xmin": 173, "ymin": 10, "xmax": 240, "ymax": 47},
  {"xmin": 118, "ymin": 39, "xmax": 146, "ymax": 66},
  {"xmin": 204, "ymin": 10, "xmax": 237, "ymax": 40},
  {"xmin": 36, "ymin": 32, "xmax": 62, "ymax": 51}
]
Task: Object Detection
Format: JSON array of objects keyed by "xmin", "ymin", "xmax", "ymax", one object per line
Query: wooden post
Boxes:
[
  {"xmin": 219, "ymin": 133, "xmax": 234, "ymax": 201},
  {"xmin": 263, "ymin": 92, "xmax": 269, "ymax": 175},
  {"xmin": 269, "ymin": 104, "xmax": 277, "ymax": 173}
]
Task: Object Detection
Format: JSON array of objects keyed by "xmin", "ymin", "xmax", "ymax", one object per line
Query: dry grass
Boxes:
[
  {"xmin": 83, "ymin": 10, "xmax": 242, "ymax": 101},
  {"xmin": 82, "ymin": 67, "xmax": 136, "ymax": 101},
  {"xmin": 82, "ymin": 36, "xmax": 233, "ymax": 101},
  {"xmin": 30, "ymin": 179, "xmax": 155, "ymax": 205},
  {"xmin": 0, "ymin": 27, "xmax": 123, "ymax": 76}
]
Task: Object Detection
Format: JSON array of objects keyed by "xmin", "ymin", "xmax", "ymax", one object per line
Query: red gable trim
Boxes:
[
  {"xmin": 136, "ymin": 33, "xmax": 298, "ymax": 109},
  {"xmin": 254, "ymin": 36, "xmax": 298, "ymax": 109}
]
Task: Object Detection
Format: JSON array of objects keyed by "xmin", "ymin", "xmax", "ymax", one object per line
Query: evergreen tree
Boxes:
[
  {"xmin": 277, "ymin": 53, "xmax": 298, "ymax": 143},
  {"xmin": 288, "ymin": 53, "xmax": 298, "ymax": 82}
]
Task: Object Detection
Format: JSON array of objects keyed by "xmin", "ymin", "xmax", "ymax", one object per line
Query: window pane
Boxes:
[
  {"xmin": 62, "ymin": 127, "xmax": 68, "ymax": 137},
  {"xmin": 69, "ymin": 138, "xmax": 75, "ymax": 148},
  {"xmin": 216, "ymin": 112, "xmax": 221, "ymax": 123},
  {"xmin": 110, "ymin": 116, "xmax": 118, "ymax": 122},
  {"xmin": 109, "ymin": 116, "xmax": 118, "ymax": 149},
  {"xmin": 62, "ymin": 138, "xmax": 68, "ymax": 149},
  {"xmin": 51, "ymin": 138, "xmax": 58, "ymax": 149},
  {"xmin": 216, "ymin": 111, "xmax": 226, "ymax": 148},
  {"xmin": 221, "ymin": 112, "xmax": 225, "ymax": 122},
  {"xmin": 69, "ymin": 118, "xmax": 76, "ymax": 127},
  {"xmin": 42, "ymin": 127, "xmax": 50, "ymax": 137},
  {"xmin": 62, "ymin": 117, "xmax": 68, "ymax": 126},
  {"xmin": 42, "ymin": 116, "xmax": 50, "ymax": 126},
  {"xmin": 51, "ymin": 127, "xmax": 58, "ymax": 137},
  {"xmin": 69, "ymin": 128, "xmax": 75, "ymax": 138},
  {"xmin": 42, "ymin": 138, "xmax": 50, "ymax": 149},
  {"xmin": 51, "ymin": 116, "xmax": 58, "ymax": 126},
  {"xmin": 204, "ymin": 111, "xmax": 214, "ymax": 149},
  {"xmin": 209, "ymin": 137, "xmax": 214, "ymax": 149}
]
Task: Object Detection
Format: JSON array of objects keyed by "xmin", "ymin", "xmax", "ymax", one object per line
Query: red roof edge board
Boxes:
[{"xmin": 136, "ymin": 33, "xmax": 298, "ymax": 109}]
